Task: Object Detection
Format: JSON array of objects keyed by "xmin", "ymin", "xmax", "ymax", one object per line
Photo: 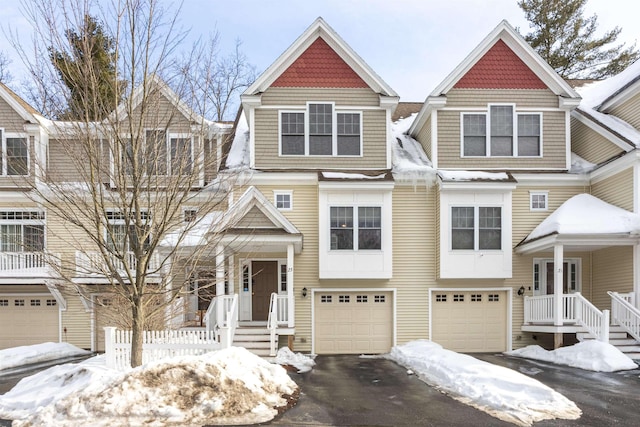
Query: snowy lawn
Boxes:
[
  {"xmin": 389, "ymin": 340, "xmax": 581, "ymax": 427},
  {"xmin": 506, "ymin": 340, "xmax": 638, "ymax": 372},
  {"xmin": 0, "ymin": 347, "xmax": 297, "ymax": 426},
  {"xmin": 0, "ymin": 342, "xmax": 90, "ymax": 371}
]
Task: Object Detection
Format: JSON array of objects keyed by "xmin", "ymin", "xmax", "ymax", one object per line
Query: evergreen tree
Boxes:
[
  {"xmin": 50, "ymin": 15, "xmax": 123, "ymax": 120},
  {"xmin": 519, "ymin": 0, "xmax": 639, "ymax": 79}
]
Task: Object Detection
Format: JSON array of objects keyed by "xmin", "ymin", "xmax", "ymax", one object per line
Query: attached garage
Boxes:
[
  {"xmin": 0, "ymin": 295, "xmax": 60, "ymax": 349},
  {"xmin": 313, "ymin": 290, "xmax": 394, "ymax": 354},
  {"xmin": 430, "ymin": 289, "xmax": 510, "ymax": 352}
]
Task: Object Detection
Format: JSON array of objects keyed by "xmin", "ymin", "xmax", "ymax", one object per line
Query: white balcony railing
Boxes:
[
  {"xmin": 0, "ymin": 252, "xmax": 59, "ymax": 277},
  {"xmin": 75, "ymin": 251, "xmax": 161, "ymax": 277}
]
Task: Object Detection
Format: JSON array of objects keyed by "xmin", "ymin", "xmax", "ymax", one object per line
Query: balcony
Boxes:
[
  {"xmin": 75, "ymin": 251, "xmax": 162, "ymax": 281},
  {"xmin": 0, "ymin": 252, "xmax": 59, "ymax": 278}
]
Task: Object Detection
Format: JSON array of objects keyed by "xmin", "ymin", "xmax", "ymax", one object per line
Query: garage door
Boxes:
[
  {"xmin": 0, "ymin": 295, "xmax": 59, "ymax": 349},
  {"xmin": 314, "ymin": 291, "xmax": 393, "ymax": 354},
  {"xmin": 431, "ymin": 290, "xmax": 507, "ymax": 352}
]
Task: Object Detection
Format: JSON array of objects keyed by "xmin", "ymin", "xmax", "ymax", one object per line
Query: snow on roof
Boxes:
[
  {"xmin": 569, "ymin": 152, "xmax": 596, "ymax": 174},
  {"xmin": 524, "ymin": 193, "xmax": 640, "ymax": 243},
  {"xmin": 321, "ymin": 171, "xmax": 387, "ymax": 180},
  {"xmin": 439, "ymin": 170, "xmax": 510, "ymax": 181},
  {"xmin": 577, "ymin": 60, "xmax": 640, "ymax": 110},
  {"xmin": 159, "ymin": 212, "xmax": 222, "ymax": 247},
  {"xmin": 390, "ymin": 113, "xmax": 436, "ymax": 183},
  {"xmin": 225, "ymin": 109, "xmax": 250, "ymax": 169},
  {"xmin": 576, "ymin": 107, "xmax": 640, "ymax": 148}
]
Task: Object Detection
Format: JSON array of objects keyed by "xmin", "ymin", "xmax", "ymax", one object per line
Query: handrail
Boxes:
[
  {"xmin": 220, "ymin": 294, "xmax": 239, "ymax": 348},
  {"xmin": 609, "ymin": 291, "xmax": 640, "ymax": 342},
  {"xmin": 204, "ymin": 297, "xmax": 217, "ymax": 333},
  {"xmin": 573, "ymin": 292, "xmax": 609, "ymax": 343},
  {"xmin": 267, "ymin": 292, "xmax": 278, "ymax": 356}
]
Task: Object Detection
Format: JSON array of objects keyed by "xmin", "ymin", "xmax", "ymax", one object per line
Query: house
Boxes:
[{"xmin": 1, "ymin": 17, "xmax": 639, "ymax": 358}]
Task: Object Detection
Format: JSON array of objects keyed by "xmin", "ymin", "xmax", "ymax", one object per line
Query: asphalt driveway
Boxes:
[{"xmin": 266, "ymin": 353, "xmax": 640, "ymax": 427}]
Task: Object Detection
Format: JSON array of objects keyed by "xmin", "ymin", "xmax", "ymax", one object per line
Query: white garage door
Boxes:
[
  {"xmin": 431, "ymin": 290, "xmax": 508, "ymax": 352},
  {"xmin": 0, "ymin": 295, "xmax": 59, "ymax": 349},
  {"xmin": 314, "ymin": 291, "xmax": 393, "ymax": 354}
]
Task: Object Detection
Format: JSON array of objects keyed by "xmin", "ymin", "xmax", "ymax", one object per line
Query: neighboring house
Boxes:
[{"xmin": 1, "ymin": 17, "xmax": 640, "ymax": 358}]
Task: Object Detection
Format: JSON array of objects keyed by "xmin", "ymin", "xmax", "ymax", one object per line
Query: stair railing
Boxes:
[
  {"xmin": 267, "ymin": 292, "xmax": 279, "ymax": 356},
  {"xmin": 609, "ymin": 291, "xmax": 640, "ymax": 342},
  {"xmin": 219, "ymin": 294, "xmax": 239, "ymax": 348},
  {"xmin": 573, "ymin": 292, "xmax": 609, "ymax": 343}
]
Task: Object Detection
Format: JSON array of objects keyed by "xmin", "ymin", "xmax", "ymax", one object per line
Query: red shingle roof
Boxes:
[
  {"xmin": 272, "ymin": 38, "xmax": 368, "ymax": 88},
  {"xmin": 454, "ymin": 40, "xmax": 547, "ymax": 90}
]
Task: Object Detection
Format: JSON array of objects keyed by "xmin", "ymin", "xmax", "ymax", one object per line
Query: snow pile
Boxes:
[
  {"xmin": 321, "ymin": 172, "xmax": 386, "ymax": 180},
  {"xmin": 2, "ymin": 347, "xmax": 297, "ymax": 427},
  {"xmin": 578, "ymin": 60, "xmax": 640, "ymax": 109},
  {"xmin": 389, "ymin": 340, "xmax": 581, "ymax": 426},
  {"xmin": 390, "ymin": 113, "xmax": 436, "ymax": 182},
  {"xmin": 507, "ymin": 341, "xmax": 638, "ymax": 372},
  {"xmin": 570, "ymin": 152, "xmax": 596, "ymax": 174},
  {"xmin": 439, "ymin": 170, "xmax": 510, "ymax": 181},
  {"xmin": 0, "ymin": 342, "xmax": 90, "ymax": 371},
  {"xmin": 226, "ymin": 109, "xmax": 250, "ymax": 169},
  {"xmin": 274, "ymin": 347, "xmax": 316, "ymax": 373}
]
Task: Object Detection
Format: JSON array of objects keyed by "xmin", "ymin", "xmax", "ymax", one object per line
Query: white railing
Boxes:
[
  {"xmin": 104, "ymin": 327, "xmax": 220, "ymax": 370},
  {"xmin": 75, "ymin": 251, "xmax": 161, "ymax": 277},
  {"xmin": 609, "ymin": 291, "xmax": 640, "ymax": 342},
  {"xmin": 204, "ymin": 297, "xmax": 217, "ymax": 333},
  {"xmin": 266, "ymin": 293, "xmax": 289, "ymax": 356},
  {"xmin": 0, "ymin": 252, "xmax": 59, "ymax": 276},
  {"xmin": 524, "ymin": 292, "xmax": 609, "ymax": 342},
  {"xmin": 218, "ymin": 294, "xmax": 239, "ymax": 348}
]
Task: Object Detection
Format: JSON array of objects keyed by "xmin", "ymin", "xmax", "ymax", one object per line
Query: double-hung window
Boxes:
[
  {"xmin": 170, "ymin": 135, "xmax": 193, "ymax": 174},
  {"xmin": 106, "ymin": 211, "xmax": 151, "ymax": 253},
  {"xmin": 280, "ymin": 103, "xmax": 362, "ymax": 156},
  {"xmin": 121, "ymin": 131, "xmax": 193, "ymax": 176},
  {"xmin": 0, "ymin": 211, "xmax": 45, "ymax": 252},
  {"xmin": 451, "ymin": 206, "xmax": 501, "ymax": 250},
  {"xmin": 462, "ymin": 105, "xmax": 541, "ymax": 157},
  {"xmin": 0, "ymin": 130, "xmax": 29, "ymax": 176},
  {"xmin": 330, "ymin": 206, "xmax": 381, "ymax": 250}
]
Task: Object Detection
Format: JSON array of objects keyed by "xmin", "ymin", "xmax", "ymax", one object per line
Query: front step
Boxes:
[
  {"xmin": 232, "ymin": 325, "xmax": 275, "ymax": 357},
  {"xmin": 577, "ymin": 325, "xmax": 640, "ymax": 360}
]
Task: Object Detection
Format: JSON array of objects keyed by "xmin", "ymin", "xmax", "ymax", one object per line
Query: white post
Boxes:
[
  {"xmin": 104, "ymin": 327, "xmax": 116, "ymax": 369},
  {"xmin": 287, "ymin": 244, "xmax": 294, "ymax": 328},
  {"xmin": 216, "ymin": 244, "xmax": 225, "ymax": 328},
  {"xmin": 228, "ymin": 253, "xmax": 235, "ymax": 294},
  {"xmin": 554, "ymin": 243, "xmax": 564, "ymax": 326},
  {"xmin": 634, "ymin": 244, "xmax": 640, "ymax": 309}
]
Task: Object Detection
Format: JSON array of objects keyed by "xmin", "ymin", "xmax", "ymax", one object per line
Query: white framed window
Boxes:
[
  {"xmin": 0, "ymin": 129, "xmax": 29, "ymax": 176},
  {"xmin": 279, "ymin": 103, "xmax": 362, "ymax": 157},
  {"xmin": 329, "ymin": 206, "xmax": 381, "ymax": 251},
  {"xmin": 273, "ymin": 191, "xmax": 293, "ymax": 211},
  {"xmin": 183, "ymin": 208, "xmax": 197, "ymax": 222},
  {"xmin": 120, "ymin": 130, "xmax": 194, "ymax": 176},
  {"xmin": 533, "ymin": 258, "xmax": 580, "ymax": 295},
  {"xmin": 0, "ymin": 210, "xmax": 45, "ymax": 252},
  {"xmin": 529, "ymin": 191, "xmax": 548, "ymax": 211},
  {"xmin": 105, "ymin": 210, "xmax": 151, "ymax": 252},
  {"xmin": 169, "ymin": 133, "xmax": 194, "ymax": 175},
  {"xmin": 461, "ymin": 105, "xmax": 542, "ymax": 158},
  {"xmin": 451, "ymin": 206, "xmax": 501, "ymax": 250}
]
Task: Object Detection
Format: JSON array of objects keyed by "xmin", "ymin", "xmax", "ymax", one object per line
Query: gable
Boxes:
[
  {"xmin": 272, "ymin": 37, "xmax": 369, "ymax": 89},
  {"xmin": 235, "ymin": 205, "xmax": 281, "ymax": 229},
  {"xmin": 454, "ymin": 40, "xmax": 547, "ymax": 90}
]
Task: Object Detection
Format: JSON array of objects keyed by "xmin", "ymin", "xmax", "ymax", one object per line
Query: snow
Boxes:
[
  {"xmin": 274, "ymin": 347, "xmax": 316, "ymax": 373},
  {"xmin": 507, "ymin": 341, "xmax": 638, "ymax": 372},
  {"xmin": 578, "ymin": 106, "xmax": 640, "ymax": 147},
  {"xmin": 578, "ymin": 59, "xmax": 640, "ymax": 109},
  {"xmin": 389, "ymin": 340, "xmax": 581, "ymax": 426},
  {"xmin": 390, "ymin": 114, "xmax": 436, "ymax": 182},
  {"xmin": 569, "ymin": 152, "xmax": 596, "ymax": 174},
  {"xmin": 0, "ymin": 347, "xmax": 297, "ymax": 426},
  {"xmin": 0, "ymin": 342, "xmax": 90, "ymax": 372},
  {"xmin": 439, "ymin": 170, "xmax": 510, "ymax": 181},
  {"xmin": 225, "ymin": 109, "xmax": 250, "ymax": 169},
  {"xmin": 524, "ymin": 193, "xmax": 640, "ymax": 242},
  {"xmin": 159, "ymin": 211, "xmax": 222, "ymax": 247},
  {"xmin": 321, "ymin": 172, "xmax": 386, "ymax": 180}
]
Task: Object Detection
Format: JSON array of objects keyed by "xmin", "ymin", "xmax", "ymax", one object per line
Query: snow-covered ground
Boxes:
[
  {"xmin": 0, "ymin": 342, "xmax": 90, "ymax": 371},
  {"xmin": 389, "ymin": 340, "xmax": 581, "ymax": 427},
  {"xmin": 274, "ymin": 347, "xmax": 316, "ymax": 373},
  {"xmin": 0, "ymin": 346, "xmax": 297, "ymax": 426},
  {"xmin": 507, "ymin": 340, "xmax": 638, "ymax": 372}
]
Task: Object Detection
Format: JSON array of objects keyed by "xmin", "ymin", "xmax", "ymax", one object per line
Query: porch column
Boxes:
[
  {"xmin": 228, "ymin": 253, "xmax": 235, "ymax": 294},
  {"xmin": 634, "ymin": 244, "xmax": 640, "ymax": 308},
  {"xmin": 287, "ymin": 244, "xmax": 294, "ymax": 328},
  {"xmin": 553, "ymin": 243, "xmax": 564, "ymax": 349},
  {"xmin": 216, "ymin": 244, "xmax": 225, "ymax": 327}
]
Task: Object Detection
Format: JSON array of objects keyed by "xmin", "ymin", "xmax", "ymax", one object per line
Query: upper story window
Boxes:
[
  {"xmin": 183, "ymin": 208, "xmax": 197, "ymax": 222},
  {"xmin": 106, "ymin": 211, "xmax": 150, "ymax": 252},
  {"xmin": 273, "ymin": 191, "xmax": 292, "ymax": 211},
  {"xmin": 530, "ymin": 191, "xmax": 548, "ymax": 211},
  {"xmin": 0, "ymin": 130, "xmax": 29, "ymax": 176},
  {"xmin": 330, "ymin": 206, "xmax": 381, "ymax": 250},
  {"xmin": 280, "ymin": 103, "xmax": 362, "ymax": 157},
  {"xmin": 0, "ymin": 211, "xmax": 45, "ymax": 252},
  {"xmin": 122, "ymin": 130, "xmax": 193, "ymax": 176},
  {"xmin": 461, "ymin": 105, "xmax": 542, "ymax": 157},
  {"xmin": 451, "ymin": 206, "xmax": 501, "ymax": 250}
]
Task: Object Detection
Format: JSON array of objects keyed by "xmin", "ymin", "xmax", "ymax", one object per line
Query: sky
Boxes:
[{"xmin": 0, "ymin": 0, "xmax": 639, "ymax": 102}]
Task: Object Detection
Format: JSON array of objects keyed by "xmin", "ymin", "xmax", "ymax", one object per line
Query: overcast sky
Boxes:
[{"xmin": 1, "ymin": 0, "xmax": 639, "ymax": 102}]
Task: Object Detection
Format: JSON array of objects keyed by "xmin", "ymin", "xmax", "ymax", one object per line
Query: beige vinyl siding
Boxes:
[
  {"xmin": 571, "ymin": 119, "xmax": 624, "ymax": 165},
  {"xmin": 415, "ymin": 115, "xmax": 432, "ymax": 161},
  {"xmin": 254, "ymin": 87, "xmax": 387, "ymax": 170},
  {"xmin": 592, "ymin": 246, "xmax": 633, "ymax": 310},
  {"xmin": 609, "ymin": 90, "xmax": 640, "ymax": 130},
  {"xmin": 0, "ymin": 97, "xmax": 30, "ymax": 133},
  {"xmin": 437, "ymin": 89, "xmax": 567, "ymax": 169},
  {"xmin": 61, "ymin": 293, "xmax": 92, "ymax": 349},
  {"xmin": 591, "ymin": 168, "xmax": 634, "ymax": 211},
  {"xmin": 120, "ymin": 91, "xmax": 195, "ymax": 132},
  {"xmin": 236, "ymin": 205, "xmax": 279, "ymax": 228}
]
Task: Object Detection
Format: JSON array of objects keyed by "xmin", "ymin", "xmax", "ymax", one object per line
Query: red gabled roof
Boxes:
[
  {"xmin": 272, "ymin": 37, "xmax": 368, "ymax": 88},
  {"xmin": 454, "ymin": 39, "xmax": 547, "ymax": 90}
]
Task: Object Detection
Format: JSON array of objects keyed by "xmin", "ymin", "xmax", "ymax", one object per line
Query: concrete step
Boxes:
[
  {"xmin": 615, "ymin": 345, "xmax": 640, "ymax": 352},
  {"xmin": 233, "ymin": 334, "xmax": 271, "ymax": 341},
  {"xmin": 577, "ymin": 331, "xmax": 627, "ymax": 340},
  {"xmin": 608, "ymin": 338, "xmax": 640, "ymax": 346},
  {"xmin": 233, "ymin": 340, "xmax": 271, "ymax": 349},
  {"xmin": 624, "ymin": 353, "xmax": 640, "ymax": 360},
  {"xmin": 235, "ymin": 327, "xmax": 270, "ymax": 335}
]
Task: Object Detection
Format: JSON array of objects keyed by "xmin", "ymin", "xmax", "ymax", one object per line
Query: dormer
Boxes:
[
  {"xmin": 241, "ymin": 18, "xmax": 399, "ymax": 171},
  {"xmin": 409, "ymin": 20, "xmax": 581, "ymax": 172}
]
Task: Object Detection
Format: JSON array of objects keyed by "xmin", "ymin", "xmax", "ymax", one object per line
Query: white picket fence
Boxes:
[{"xmin": 104, "ymin": 327, "xmax": 221, "ymax": 370}]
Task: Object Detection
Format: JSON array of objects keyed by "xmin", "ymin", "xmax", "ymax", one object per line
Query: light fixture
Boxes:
[
  {"xmin": 517, "ymin": 286, "xmax": 525, "ymax": 296},
  {"xmin": 302, "ymin": 287, "xmax": 308, "ymax": 298}
]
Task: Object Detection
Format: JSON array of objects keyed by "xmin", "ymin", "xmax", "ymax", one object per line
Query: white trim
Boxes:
[
  {"xmin": 512, "ymin": 173, "xmax": 589, "ymax": 186},
  {"xmin": 571, "ymin": 109, "xmax": 634, "ymax": 153},
  {"xmin": 599, "ymin": 77, "xmax": 640, "ymax": 112},
  {"xmin": 589, "ymin": 151, "xmax": 639, "ymax": 184},
  {"xmin": 1, "ymin": 130, "xmax": 31, "ymax": 176},
  {"xmin": 565, "ymin": 110, "xmax": 571, "ymax": 170},
  {"xmin": 249, "ymin": 106, "xmax": 256, "ymax": 168},
  {"xmin": 529, "ymin": 191, "xmax": 548, "ymax": 211},
  {"xmin": 248, "ymin": 172, "xmax": 318, "ymax": 185},
  {"xmin": 428, "ymin": 287, "xmax": 512, "ymax": 352},
  {"xmin": 311, "ymin": 287, "xmax": 397, "ymax": 354},
  {"xmin": 635, "ymin": 162, "xmax": 640, "ymax": 214},
  {"xmin": 532, "ymin": 257, "xmax": 581, "ymax": 296},
  {"xmin": 431, "ymin": 109, "xmax": 438, "ymax": 169},
  {"xmin": 273, "ymin": 190, "xmax": 293, "ymax": 211},
  {"xmin": 318, "ymin": 180, "xmax": 395, "ymax": 191},
  {"xmin": 278, "ymin": 109, "xmax": 305, "ymax": 156}
]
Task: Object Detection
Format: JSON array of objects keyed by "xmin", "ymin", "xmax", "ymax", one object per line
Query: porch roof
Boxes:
[{"xmin": 516, "ymin": 193, "xmax": 640, "ymax": 254}]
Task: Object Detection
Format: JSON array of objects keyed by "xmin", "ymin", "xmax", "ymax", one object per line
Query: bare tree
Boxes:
[
  {"xmin": 17, "ymin": 0, "xmax": 241, "ymax": 367},
  {"xmin": 0, "ymin": 51, "xmax": 12, "ymax": 83}
]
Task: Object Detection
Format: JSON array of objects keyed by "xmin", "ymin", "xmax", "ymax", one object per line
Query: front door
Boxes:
[{"xmin": 251, "ymin": 261, "xmax": 278, "ymax": 320}]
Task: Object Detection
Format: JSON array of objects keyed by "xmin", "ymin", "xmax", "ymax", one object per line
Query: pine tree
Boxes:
[
  {"xmin": 50, "ymin": 15, "xmax": 123, "ymax": 120},
  {"xmin": 519, "ymin": 0, "xmax": 639, "ymax": 79}
]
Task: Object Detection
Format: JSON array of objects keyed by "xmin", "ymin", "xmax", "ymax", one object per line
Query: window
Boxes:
[
  {"xmin": 461, "ymin": 105, "xmax": 541, "ymax": 157},
  {"xmin": 106, "ymin": 211, "xmax": 150, "ymax": 253},
  {"xmin": 242, "ymin": 265, "xmax": 249, "ymax": 292},
  {"xmin": 530, "ymin": 191, "xmax": 548, "ymax": 211},
  {"xmin": 356, "ymin": 295, "xmax": 368, "ymax": 303},
  {"xmin": 279, "ymin": 104, "xmax": 362, "ymax": 156},
  {"xmin": 321, "ymin": 295, "xmax": 332, "ymax": 303},
  {"xmin": 453, "ymin": 294, "xmax": 464, "ymax": 302},
  {"xmin": 14, "ymin": 299, "xmax": 24, "ymax": 306},
  {"xmin": 274, "ymin": 191, "xmax": 292, "ymax": 210},
  {"xmin": 30, "ymin": 299, "xmax": 41, "ymax": 306},
  {"xmin": 0, "ymin": 299, "xmax": 8, "ymax": 306},
  {"xmin": 183, "ymin": 209, "xmax": 197, "ymax": 223},
  {"xmin": 145, "ymin": 130, "xmax": 167, "ymax": 175},
  {"xmin": 0, "ymin": 211, "xmax": 45, "ymax": 252},
  {"xmin": 374, "ymin": 295, "xmax": 386, "ymax": 303},
  {"xmin": 451, "ymin": 206, "xmax": 501, "ymax": 251},
  {"xmin": 46, "ymin": 299, "xmax": 57, "ymax": 306},
  {"xmin": 170, "ymin": 136, "xmax": 192, "ymax": 174},
  {"xmin": 471, "ymin": 294, "xmax": 482, "ymax": 302},
  {"xmin": 280, "ymin": 264, "xmax": 287, "ymax": 292},
  {"xmin": 121, "ymin": 131, "xmax": 194, "ymax": 176},
  {"xmin": 330, "ymin": 206, "xmax": 381, "ymax": 250},
  {"xmin": 435, "ymin": 294, "xmax": 447, "ymax": 302},
  {"xmin": 533, "ymin": 258, "xmax": 580, "ymax": 295},
  {"xmin": 339, "ymin": 295, "xmax": 350, "ymax": 303},
  {"xmin": 0, "ymin": 130, "xmax": 29, "ymax": 176},
  {"xmin": 488, "ymin": 294, "xmax": 500, "ymax": 302}
]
